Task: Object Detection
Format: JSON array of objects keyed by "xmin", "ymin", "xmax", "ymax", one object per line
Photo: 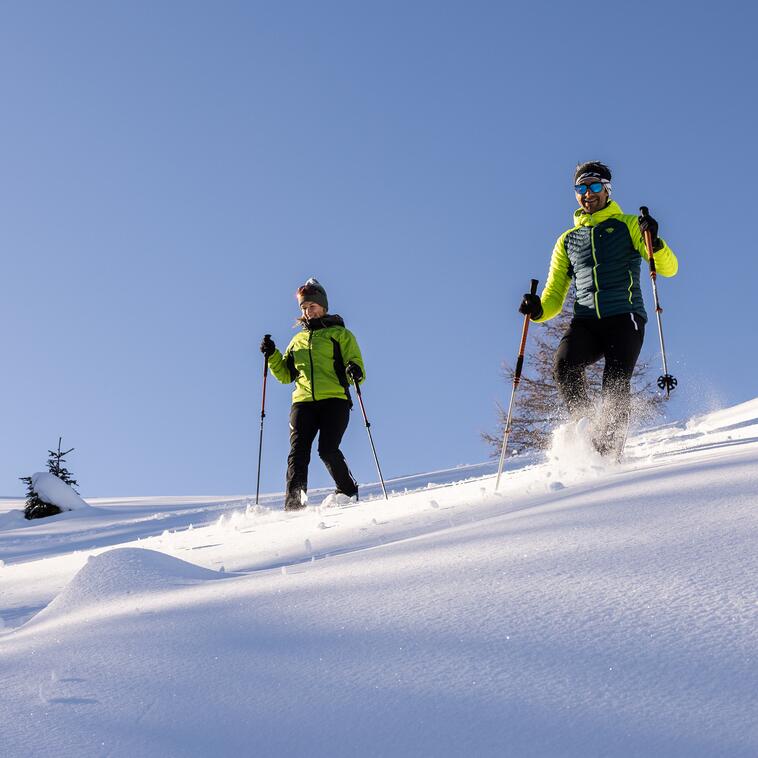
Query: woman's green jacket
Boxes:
[{"xmin": 268, "ymin": 315, "xmax": 365, "ymax": 404}]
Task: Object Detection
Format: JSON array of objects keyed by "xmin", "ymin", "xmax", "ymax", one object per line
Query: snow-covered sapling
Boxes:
[{"xmin": 20, "ymin": 437, "xmax": 81, "ymax": 520}]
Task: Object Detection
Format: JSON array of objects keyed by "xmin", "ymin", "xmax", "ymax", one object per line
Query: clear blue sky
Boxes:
[{"xmin": 2, "ymin": 1, "xmax": 755, "ymax": 496}]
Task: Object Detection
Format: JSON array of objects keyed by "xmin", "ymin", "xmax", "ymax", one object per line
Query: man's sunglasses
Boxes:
[{"xmin": 575, "ymin": 181, "xmax": 607, "ymax": 195}]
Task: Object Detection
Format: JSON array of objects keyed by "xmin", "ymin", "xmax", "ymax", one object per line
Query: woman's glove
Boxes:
[
  {"xmin": 346, "ymin": 362, "xmax": 363, "ymax": 382},
  {"xmin": 260, "ymin": 335, "xmax": 275, "ymax": 357}
]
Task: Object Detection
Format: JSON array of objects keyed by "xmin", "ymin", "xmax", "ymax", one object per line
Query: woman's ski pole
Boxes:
[
  {"xmin": 495, "ymin": 279, "xmax": 538, "ymax": 491},
  {"xmin": 640, "ymin": 207, "xmax": 677, "ymax": 397},
  {"xmin": 255, "ymin": 336, "xmax": 270, "ymax": 505},
  {"xmin": 353, "ymin": 379, "xmax": 389, "ymax": 500}
]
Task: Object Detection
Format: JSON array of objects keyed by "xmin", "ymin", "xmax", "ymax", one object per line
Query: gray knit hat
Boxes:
[{"xmin": 296, "ymin": 277, "xmax": 328, "ymax": 311}]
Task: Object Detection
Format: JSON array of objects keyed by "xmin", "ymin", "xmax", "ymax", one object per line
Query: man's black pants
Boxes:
[
  {"xmin": 554, "ymin": 313, "xmax": 645, "ymax": 451},
  {"xmin": 287, "ymin": 399, "xmax": 357, "ymax": 502}
]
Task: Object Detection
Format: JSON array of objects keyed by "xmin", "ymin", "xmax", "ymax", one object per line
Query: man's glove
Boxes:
[
  {"xmin": 519, "ymin": 293, "xmax": 543, "ymax": 320},
  {"xmin": 638, "ymin": 212, "xmax": 663, "ymax": 251},
  {"xmin": 260, "ymin": 335, "xmax": 276, "ymax": 357},
  {"xmin": 346, "ymin": 361, "xmax": 363, "ymax": 383}
]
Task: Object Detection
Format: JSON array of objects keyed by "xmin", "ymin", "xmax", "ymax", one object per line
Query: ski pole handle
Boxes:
[
  {"xmin": 514, "ymin": 279, "xmax": 538, "ymax": 381},
  {"xmin": 262, "ymin": 335, "xmax": 271, "ymax": 372},
  {"xmin": 640, "ymin": 206, "xmax": 657, "ymax": 277},
  {"xmin": 261, "ymin": 334, "xmax": 270, "ymax": 418},
  {"xmin": 353, "ymin": 378, "xmax": 366, "ymax": 421}
]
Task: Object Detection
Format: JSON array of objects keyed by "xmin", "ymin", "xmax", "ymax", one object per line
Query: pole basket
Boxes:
[{"xmin": 657, "ymin": 374, "xmax": 677, "ymax": 392}]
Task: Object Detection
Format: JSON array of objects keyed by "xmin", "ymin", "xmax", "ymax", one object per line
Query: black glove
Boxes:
[
  {"xmin": 260, "ymin": 335, "xmax": 275, "ymax": 357},
  {"xmin": 638, "ymin": 212, "xmax": 663, "ymax": 250},
  {"xmin": 346, "ymin": 361, "xmax": 363, "ymax": 383},
  {"xmin": 519, "ymin": 293, "xmax": 543, "ymax": 320}
]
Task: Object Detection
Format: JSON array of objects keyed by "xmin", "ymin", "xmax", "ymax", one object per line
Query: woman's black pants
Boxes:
[{"xmin": 286, "ymin": 398, "xmax": 357, "ymax": 503}]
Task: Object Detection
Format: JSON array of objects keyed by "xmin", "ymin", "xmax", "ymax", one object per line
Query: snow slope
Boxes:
[{"xmin": 1, "ymin": 400, "xmax": 757, "ymax": 757}]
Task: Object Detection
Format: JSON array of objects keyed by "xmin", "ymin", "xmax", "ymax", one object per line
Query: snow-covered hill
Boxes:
[{"xmin": 1, "ymin": 400, "xmax": 757, "ymax": 757}]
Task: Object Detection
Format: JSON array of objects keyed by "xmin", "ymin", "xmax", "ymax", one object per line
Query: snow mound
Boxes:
[
  {"xmin": 31, "ymin": 472, "xmax": 90, "ymax": 511},
  {"xmin": 30, "ymin": 548, "xmax": 227, "ymax": 624},
  {"xmin": 0, "ymin": 509, "xmax": 27, "ymax": 530},
  {"xmin": 686, "ymin": 396, "xmax": 758, "ymax": 433}
]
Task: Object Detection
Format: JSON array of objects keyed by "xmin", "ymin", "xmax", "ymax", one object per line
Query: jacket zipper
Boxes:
[
  {"xmin": 308, "ymin": 331, "xmax": 316, "ymax": 400},
  {"xmin": 591, "ymin": 226, "xmax": 601, "ymax": 318}
]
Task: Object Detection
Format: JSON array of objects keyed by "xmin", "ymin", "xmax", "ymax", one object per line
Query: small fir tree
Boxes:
[
  {"xmin": 484, "ymin": 297, "xmax": 665, "ymax": 456},
  {"xmin": 45, "ymin": 438, "xmax": 79, "ymax": 489},
  {"xmin": 19, "ymin": 477, "xmax": 56, "ymax": 520},
  {"xmin": 20, "ymin": 438, "xmax": 79, "ymax": 520}
]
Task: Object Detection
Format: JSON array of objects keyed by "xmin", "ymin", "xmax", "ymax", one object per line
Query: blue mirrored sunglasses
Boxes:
[{"xmin": 575, "ymin": 181, "xmax": 606, "ymax": 195}]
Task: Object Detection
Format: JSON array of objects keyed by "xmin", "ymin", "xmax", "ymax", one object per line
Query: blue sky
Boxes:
[{"xmin": 1, "ymin": 1, "xmax": 756, "ymax": 496}]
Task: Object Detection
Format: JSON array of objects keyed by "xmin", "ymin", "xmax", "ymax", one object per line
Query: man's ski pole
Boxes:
[
  {"xmin": 353, "ymin": 379, "xmax": 389, "ymax": 500},
  {"xmin": 640, "ymin": 207, "xmax": 677, "ymax": 397},
  {"xmin": 495, "ymin": 279, "xmax": 538, "ymax": 491},
  {"xmin": 255, "ymin": 336, "xmax": 270, "ymax": 505}
]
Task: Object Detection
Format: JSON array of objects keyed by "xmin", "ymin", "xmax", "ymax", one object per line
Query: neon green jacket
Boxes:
[
  {"xmin": 537, "ymin": 201, "xmax": 678, "ymax": 322},
  {"xmin": 268, "ymin": 315, "xmax": 365, "ymax": 404}
]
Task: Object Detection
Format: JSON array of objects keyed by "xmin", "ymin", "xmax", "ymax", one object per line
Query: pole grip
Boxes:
[
  {"xmin": 263, "ymin": 334, "xmax": 271, "ymax": 375},
  {"xmin": 261, "ymin": 336, "xmax": 270, "ymax": 415},
  {"xmin": 515, "ymin": 278, "xmax": 537, "ymax": 379},
  {"xmin": 639, "ymin": 207, "xmax": 657, "ymax": 276}
]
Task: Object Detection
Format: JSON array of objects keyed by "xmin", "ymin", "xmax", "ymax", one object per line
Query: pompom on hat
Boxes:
[{"xmin": 296, "ymin": 277, "xmax": 328, "ymax": 311}]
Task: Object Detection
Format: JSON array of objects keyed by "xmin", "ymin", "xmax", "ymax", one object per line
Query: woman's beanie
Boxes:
[
  {"xmin": 574, "ymin": 161, "xmax": 612, "ymax": 184},
  {"xmin": 296, "ymin": 277, "xmax": 328, "ymax": 311}
]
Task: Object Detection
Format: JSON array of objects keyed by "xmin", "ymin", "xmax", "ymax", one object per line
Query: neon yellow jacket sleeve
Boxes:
[
  {"xmin": 626, "ymin": 216, "xmax": 679, "ymax": 277},
  {"xmin": 268, "ymin": 344, "xmax": 295, "ymax": 385},
  {"xmin": 336, "ymin": 328, "xmax": 365, "ymax": 384},
  {"xmin": 534, "ymin": 231, "xmax": 572, "ymax": 322}
]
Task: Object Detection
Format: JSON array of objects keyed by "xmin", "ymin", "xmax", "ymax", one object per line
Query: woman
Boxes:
[{"xmin": 260, "ymin": 278, "xmax": 365, "ymax": 511}]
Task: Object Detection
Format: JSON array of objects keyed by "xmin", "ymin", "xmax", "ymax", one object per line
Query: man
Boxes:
[{"xmin": 519, "ymin": 161, "xmax": 678, "ymax": 457}]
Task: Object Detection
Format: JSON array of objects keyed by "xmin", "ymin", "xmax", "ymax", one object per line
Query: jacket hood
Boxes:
[{"xmin": 573, "ymin": 200, "xmax": 625, "ymax": 227}]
